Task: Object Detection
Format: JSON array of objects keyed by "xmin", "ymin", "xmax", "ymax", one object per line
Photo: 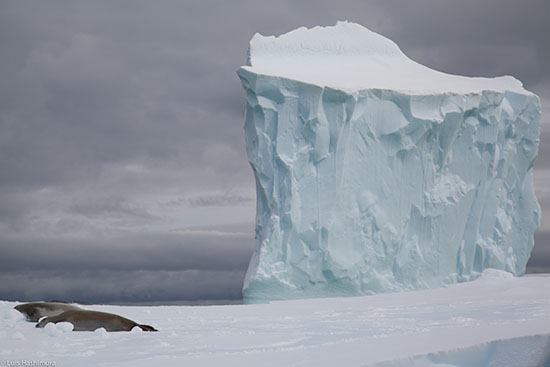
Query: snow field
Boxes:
[{"xmin": 1, "ymin": 270, "xmax": 548, "ymax": 366}]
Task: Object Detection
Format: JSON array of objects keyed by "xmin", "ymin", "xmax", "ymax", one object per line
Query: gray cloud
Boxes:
[
  {"xmin": 535, "ymin": 130, "xmax": 550, "ymax": 170},
  {"xmin": 0, "ymin": 231, "xmax": 254, "ymax": 273},
  {"xmin": 0, "ymin": 227, "xmax": 254, "ymax": 302},
  {"xmin": 367, "ymin": 0, "xmax": 550, "ymax": 89},
  {"xmin": 70, "ymin": 197, "xmax": 158, "ymax": 220},
  {"xmin": 0, "ymin": 269, "xmax": 246, "ymax": 304},
  {"xmin": 183, "ymin": 194, "xmax": 255, "ymax": 208},
  {"xmin": 0, "ymin": 2, "xmax": 252, "ymax": 192},
  {"xmin": 527, "ymin": 231, "xmax": 550, "ymax": 273},
  {"xmin": 0, "ymin": 0, "xmax": 548, "ymax": 303}
]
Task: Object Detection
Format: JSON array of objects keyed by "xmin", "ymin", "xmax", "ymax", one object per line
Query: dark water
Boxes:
[{"xmin": 99, "ymin": 299, "xmax": 244, "ymax": 306}]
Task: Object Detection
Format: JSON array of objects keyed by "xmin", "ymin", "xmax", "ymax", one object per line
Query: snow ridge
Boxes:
[{"xmin": 243, "ymin": 21, "xmax": 529, "ymax": 94}]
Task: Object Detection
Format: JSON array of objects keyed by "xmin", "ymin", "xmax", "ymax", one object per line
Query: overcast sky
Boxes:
[{"xmin": 1, "ymin": 0, "xmax": 548, "ymax": 304}]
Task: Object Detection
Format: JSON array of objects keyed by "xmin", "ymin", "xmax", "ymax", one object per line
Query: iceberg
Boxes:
[{"xmin": 238, "ymin": 22, "xmax": 541, "ymax": 303}]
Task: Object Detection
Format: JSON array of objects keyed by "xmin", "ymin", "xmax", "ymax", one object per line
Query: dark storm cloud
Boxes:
[
  {"xmin": 535, "ymin": 130, "xmax": 550, "ymax": 170},
  {"xmin": 184, "ymin": 194, "xmax": 254, "ymax": 208},
  {"xmin": 0, "ymin": 1, "xmax": 252, "ymax": 191},
  {"xmin": 0, "ymin": 269, "xmax": 246, "ymax": 304},
  {"xmin": 0, "ymin": 228, "xmax": 254, "ymax": 302},
  {"xmin": 366, "ymin": 0, "xmax": 550, "ymax": 90},
  {"xmin": 0, "ymin": 0, "xmax": 548, "ymax": 303},
  {"xmin": 0, "ymin": 230, "xmax": 254, "ymax": 273},
  {"xmin": 527, "ymin": 231, "xmax": 550, "ymax": 273},
  {"xmin": 71, "ymin": 197, "xmax": 158, "ymax": 220}
]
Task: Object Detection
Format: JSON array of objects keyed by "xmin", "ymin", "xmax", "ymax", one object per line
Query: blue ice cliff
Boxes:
[{"xmin": 237, "ymin": 22, "xmax": 541, "ymax": 303}]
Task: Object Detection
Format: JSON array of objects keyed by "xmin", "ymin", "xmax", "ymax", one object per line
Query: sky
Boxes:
[{"xmin": 0, "ymin": 0, "xmax": 548, "ymax": 304}]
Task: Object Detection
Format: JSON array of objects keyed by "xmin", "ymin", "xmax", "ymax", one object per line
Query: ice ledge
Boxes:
[
  {"xmin": 242, "ymin": 21, "xmax": 531, "ymax": 95},
  {"xmin": 371, "ymin": 334, "xmax": 550, "ymax": 367}
]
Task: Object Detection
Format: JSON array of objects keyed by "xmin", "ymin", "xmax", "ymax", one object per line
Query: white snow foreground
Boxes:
[
  {"xmin": 1, "ymin": 271, "xmax": 549, "ymax": 366},
  {"xmin": 238, "ymin": 22, "xmax": 541, "ymax": 303}
]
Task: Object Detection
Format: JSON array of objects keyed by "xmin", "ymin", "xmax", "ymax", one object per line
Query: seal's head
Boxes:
[{"xmin": 14, "ymin": 302, "xmax": 83, "ymax": 322}]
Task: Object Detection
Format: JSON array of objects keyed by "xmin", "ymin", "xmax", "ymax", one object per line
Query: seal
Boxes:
[
  {"xmin": 14, "ymin": 302, "xmax": 83, "ymax": 322},
  {"xmin": 36, "ymin": 310, "xmax": 158, "ymax": 332}
]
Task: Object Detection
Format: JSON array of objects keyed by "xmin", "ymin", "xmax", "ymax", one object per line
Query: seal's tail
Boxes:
[{"xmin": 138, "ymin": 324, "xmax": 158, "ymax": 332}]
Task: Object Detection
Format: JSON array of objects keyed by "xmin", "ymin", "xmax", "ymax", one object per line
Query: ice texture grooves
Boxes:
[{"xmin": 238, "ymin": 22, "xmax": 541, "ymax": 303}]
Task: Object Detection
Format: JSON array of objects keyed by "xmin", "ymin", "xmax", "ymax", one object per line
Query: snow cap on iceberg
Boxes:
[{"xmin": 243, "ymin": 21, "xmax": 529, "ymax": 95}]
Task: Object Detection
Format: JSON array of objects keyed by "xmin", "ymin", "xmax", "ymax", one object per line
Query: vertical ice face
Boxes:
[{"xmin": 238, "ymin": 22, "xmax": 541, "ymax": 303}]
